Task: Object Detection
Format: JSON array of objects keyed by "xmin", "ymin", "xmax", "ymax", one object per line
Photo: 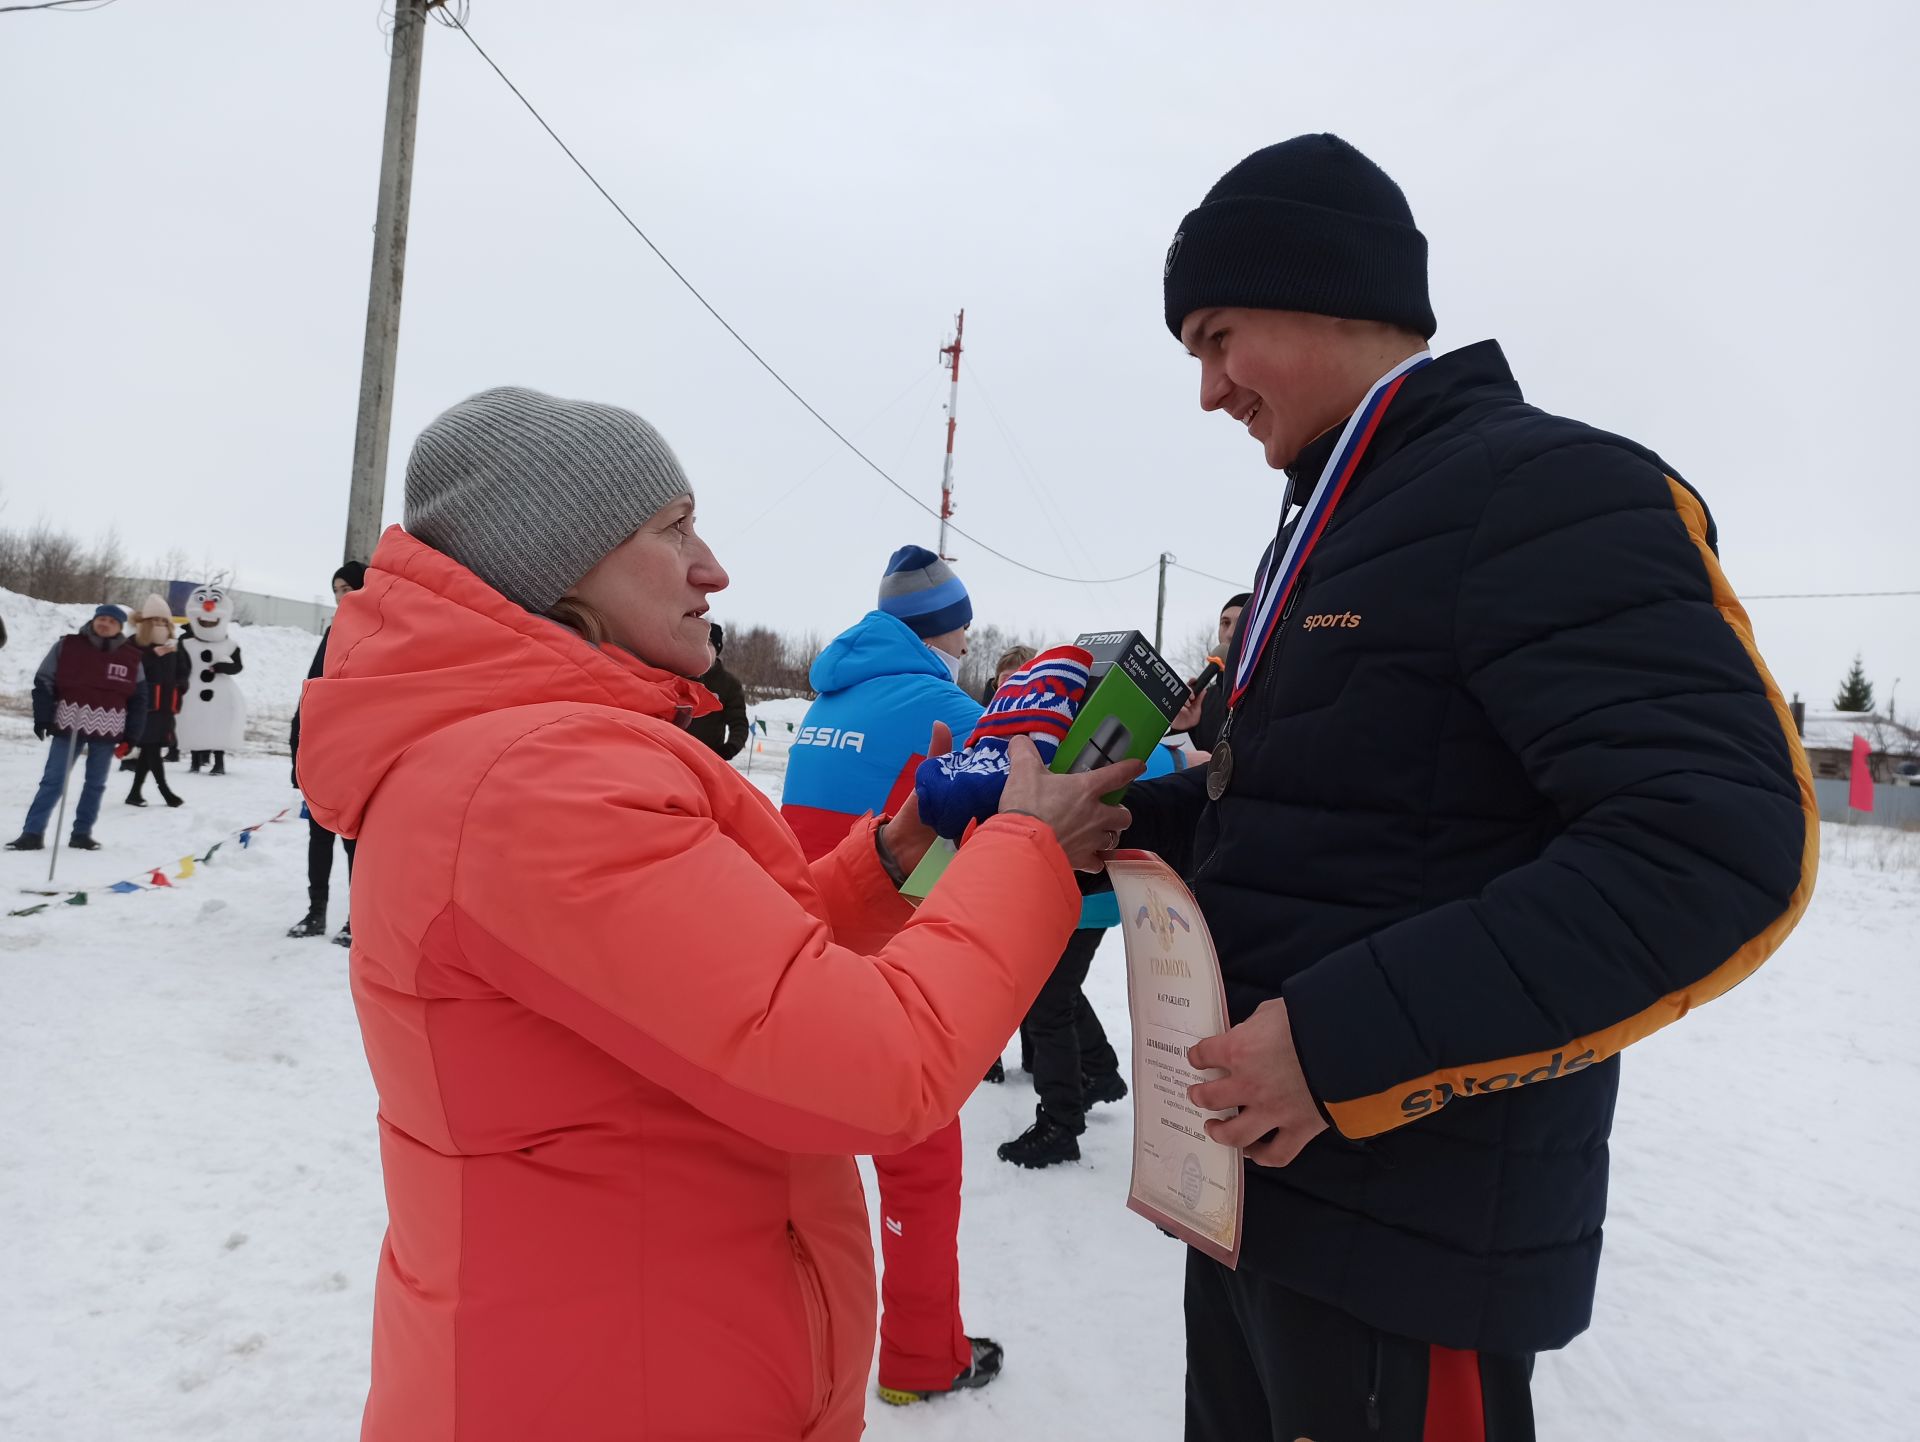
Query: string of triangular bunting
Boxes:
[{"xmin": 9, "ymin": 807, "xmax": 296, "ymax": 916}]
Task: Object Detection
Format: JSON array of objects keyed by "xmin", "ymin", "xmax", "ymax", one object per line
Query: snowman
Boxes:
[{"xmin": 174, "ymin": 582, "xmax": 247, "ymax": 774}]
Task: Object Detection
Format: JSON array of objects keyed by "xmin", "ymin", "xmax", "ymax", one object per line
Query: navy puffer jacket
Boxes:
[{"xmin": 1126, "ymin": 341, "xmax": 1816, "ymax": 1353}]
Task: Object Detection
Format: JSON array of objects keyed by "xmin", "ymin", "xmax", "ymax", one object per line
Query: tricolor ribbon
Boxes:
[{"xmin": 1229, "ymin": 350, "xmax": 1433, "ymax": 710}]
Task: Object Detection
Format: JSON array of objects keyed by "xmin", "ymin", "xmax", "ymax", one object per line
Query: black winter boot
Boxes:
[
  {"xmin": 332, "ymin": 920, "xmax": 352, "ymax": 949},
  {"xmin": 68, "ymin": 834, "xmax": 101, "ymax": 851},
  {"xmin": 982, "ymin": 1057, "xmax": 1006, "ymax": 1085},
  {"xmin": 5, "ymin": 833, "xmax": 44, "ymax": 851},
  {"xmin": 877, "ymin": 1336, "xmax": 1004, "ymax": 1406},
  {"xmin": 1084, "ymin": 1070, "xmax": 1128, "ymax": 1106},
  {"xmin": 209, "ymin": 753, "xmax": 226, "ymax": 777},
  {"xmin": 997, "ymin": 1109, "xmax": 1081, "ymax": 1169},
  {"xmin": 287, "ymin": 907, "xmax": 327, "ymax": 939}
]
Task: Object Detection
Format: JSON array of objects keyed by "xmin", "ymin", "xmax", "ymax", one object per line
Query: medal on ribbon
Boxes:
[{"xmin": 1208, "ymin": 350, "xmax": 1433, "ymax": 798}]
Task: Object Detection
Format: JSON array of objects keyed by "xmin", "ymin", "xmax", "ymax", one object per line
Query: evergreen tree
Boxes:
[{"xmin": 1833, "ymin": 654, "xmax": 1875, "ymax": 712}]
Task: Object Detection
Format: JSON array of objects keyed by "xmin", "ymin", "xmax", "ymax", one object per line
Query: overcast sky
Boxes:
[{"xmin": 3, "ymin": 1, "xmax": 1915, "ymax": 709}]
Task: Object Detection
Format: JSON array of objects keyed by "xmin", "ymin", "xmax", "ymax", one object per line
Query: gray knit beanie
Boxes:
[{"xmin": 404, "ymin": 386, "xmax": 694, "ymax": 612}]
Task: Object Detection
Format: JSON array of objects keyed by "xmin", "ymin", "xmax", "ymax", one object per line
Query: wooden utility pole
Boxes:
[
  {"xmin": 343, "ymin": 0, "xmax": 432, "ymax": 565},
  {"xmin": 1155, "ymin": 551, "xmax": 1172, "ymax": 653}
]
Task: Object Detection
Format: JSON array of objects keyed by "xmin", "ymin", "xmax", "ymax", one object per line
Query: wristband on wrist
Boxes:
[{"xmin": 873, "ymin": 819, "xmax": 909, "ymax": 886}]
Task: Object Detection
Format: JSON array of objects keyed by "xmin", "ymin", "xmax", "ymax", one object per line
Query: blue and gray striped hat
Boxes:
[{"xmin": 877, "ymin": 545, "xmax": 972, "ymax": 640}]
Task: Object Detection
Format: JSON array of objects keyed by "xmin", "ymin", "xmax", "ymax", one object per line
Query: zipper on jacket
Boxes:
[
  {"xmin": 787, "ymin": 1224, "xmax": 834, "ymax": 1431},
  {"xmin": 1364, "ymin": 1332, "xmax": 1384, "ymax": 1432},
  {"xmin": 1195, "ymin": 563, "xmax": 1312, "ymax": 886}
]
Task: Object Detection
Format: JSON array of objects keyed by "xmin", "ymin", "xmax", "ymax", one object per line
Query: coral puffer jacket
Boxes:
[{"xmin": 298, "ymin": 529, "xmax": 1081, "ymax": 1441}]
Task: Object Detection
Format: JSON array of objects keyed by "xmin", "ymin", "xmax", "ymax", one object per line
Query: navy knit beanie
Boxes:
[
  {"xmin": 1163, "ymin": 134, "xmax": 1435, "ymax": 340},
  {"xmin": 877, "ymin": 545, "xmax": 972, "ymax": 640}
]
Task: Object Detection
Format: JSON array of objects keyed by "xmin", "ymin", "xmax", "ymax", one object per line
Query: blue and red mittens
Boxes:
[{"xmin": 914, "ymin": 645, "xmax": 1094, "ymax": 841}]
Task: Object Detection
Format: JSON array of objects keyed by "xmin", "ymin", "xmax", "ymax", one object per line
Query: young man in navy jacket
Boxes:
[{"xmin": 1133, "ymin": 133, "xmax": 1817, "ymax": 1441}]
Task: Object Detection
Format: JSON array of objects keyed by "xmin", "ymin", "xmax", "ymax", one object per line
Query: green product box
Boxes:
[
  {"xmin": 1050, "ymin": 630, "xmax": 1189, "ymax": 798},
  {"xmin": 901, "ymin": 630, "xmax": 1190, "ymax": 899}
]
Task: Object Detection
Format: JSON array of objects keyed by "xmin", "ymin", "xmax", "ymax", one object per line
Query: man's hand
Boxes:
[
  {"xmin": 1169, "ymin": 687, "xmax": 1203, "ymax": 736},
  {"xmin": 879, "ymin": 721, "xmax": 953, "ymax": 875},
  {"xmin": 1187, "ymin": 997, "xmax": 1328, "ymax": 1167},
  {"xmin": 33, "ymin": 721, "xmax": 49, "ymax": 742}
]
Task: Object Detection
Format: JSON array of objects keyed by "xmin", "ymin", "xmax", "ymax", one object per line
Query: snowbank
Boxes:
[{"xmin": 0, "ymin": 585, "xmax": 322, "ymax": 753}]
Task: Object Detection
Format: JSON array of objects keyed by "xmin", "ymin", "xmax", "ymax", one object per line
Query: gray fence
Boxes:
[
  {"xmin": 1811, "ymin": 778, "xmax": 1920, "ymax": 828},
  {"xmin": 227, "ymin": 589, "xmax": 335, "ymax": 634},
  {"xmin": 111, "ymin": 578, "xmax": 336, "ymax": 635}
]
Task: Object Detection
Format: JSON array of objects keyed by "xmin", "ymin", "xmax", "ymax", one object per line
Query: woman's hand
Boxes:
[
  {"xmin": 879, "ymin": 721, "xmax": 953, "ymax": 875},
  {"xmin": 998, "ymin": 735, "xmax": 1143, "ymax": 871}
]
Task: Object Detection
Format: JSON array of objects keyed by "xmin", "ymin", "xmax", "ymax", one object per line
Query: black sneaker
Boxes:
[
  {"xmin": 287, "ymin": 909, "xmax": 327, "ymax": 939},
  {"xmin": 982, "ymin": 1057, "xmax": 1005, "ymax": 1085},
  {"xmin": 877, "ymin": 1336, "xmax": 1004, "ymax": 1406},
  {"xmin": 68, "ymin": 835, "xmax": 101, "ymax": 851},
  {"xmin": 332, "ymin": 922, "xmax": 352, "ymax": 949},
  {"xmin": 1084, "ymin": 1071, "xmax": 1128, "ymax": 1106},
  {"xmin": 4, "ymin": 833, "xmax": 44, "ymax": 852},
  {"xmin": 997, "ymin": 1110, "xmax": 1081, "ymax": 1169}
]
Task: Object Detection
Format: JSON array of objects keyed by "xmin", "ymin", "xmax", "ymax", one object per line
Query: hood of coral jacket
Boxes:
[{"xmin": 297, "ymin": 525, "xmax": 715, "ymax": 839}]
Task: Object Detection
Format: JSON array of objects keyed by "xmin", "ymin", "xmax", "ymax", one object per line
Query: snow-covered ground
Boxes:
[{"xmin": 3, "ymin": 663, "xmax": 1918, "ymax": 1439}]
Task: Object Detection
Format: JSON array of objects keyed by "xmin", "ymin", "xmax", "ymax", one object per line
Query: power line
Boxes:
[
  {"xmin": 961, "ymin": 355, "xmax": 1117, "ymax": 593},
  {"xmin": 1744, "ymin": 589, "xmax": 1920, "ymax": 600},
  {"xmin": 735, "ymin": 366, "xmax": 939, "ymax": 536},
  {"xmin": 1172, "ymin": 561, "xmax": 1250, "ymax": 589},
  {"xmin": 0, "ymin": 0, "xmax": 118, "ymax": 12},
  {"xmin": 441, "ymin": 12, "xmax": 1153, "ymax": 588}
]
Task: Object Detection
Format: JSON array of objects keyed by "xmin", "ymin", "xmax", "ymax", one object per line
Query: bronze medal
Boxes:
[{"xmin": 1206, "ymin": 739, "xmax": 1233, "ymax": 801}]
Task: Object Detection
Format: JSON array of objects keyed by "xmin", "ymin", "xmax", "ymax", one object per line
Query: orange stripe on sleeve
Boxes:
[{"xmin": 1324, "ymin": 478, "xmax": 1819, "ymax": 1140}]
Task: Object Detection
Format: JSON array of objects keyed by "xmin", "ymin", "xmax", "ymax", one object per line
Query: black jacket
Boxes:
[
  {"xmin": 1125, "ymin": 342, "xmax": 1815, "ymax": 1354},
  {"xmin": 1186, "ymin": 670, "xmax": 1229, "ymax": 752},
  {"xmin": 687, "ymin": 660, "xmax": 750, "ymax": 761},
  {"xmin": 134, "ymin": 644, "xmax": 189, "ymax": 747},
  {"xmin": 289, "ymin": 627, "xmax": 330, "ymax": 786}
]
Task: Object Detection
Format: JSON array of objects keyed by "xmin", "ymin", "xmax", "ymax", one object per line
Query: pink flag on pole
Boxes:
[{"xmin": 1849, "ymin": 734, "xmax": 1875, "ymax": 812}]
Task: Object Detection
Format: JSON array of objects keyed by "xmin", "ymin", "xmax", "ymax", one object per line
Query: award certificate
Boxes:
[{"xmin": 1108, "ymin": 851, "xmax": 1242, "ymax": 1268}]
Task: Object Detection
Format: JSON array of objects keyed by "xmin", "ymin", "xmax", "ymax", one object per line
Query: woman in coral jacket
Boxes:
[{"xmin": 297, "ymin": 387, "xmax": 1138, "ymax": 1442}]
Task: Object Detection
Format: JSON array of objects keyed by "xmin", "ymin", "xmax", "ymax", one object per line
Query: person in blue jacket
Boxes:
[
  {"xmin": 780, "ymin": 545, "xmax": 1002, "ymax": 1407},
  {"xmin": 781, "ymin": 546, "xmax": 982, "ymax": 858}
]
